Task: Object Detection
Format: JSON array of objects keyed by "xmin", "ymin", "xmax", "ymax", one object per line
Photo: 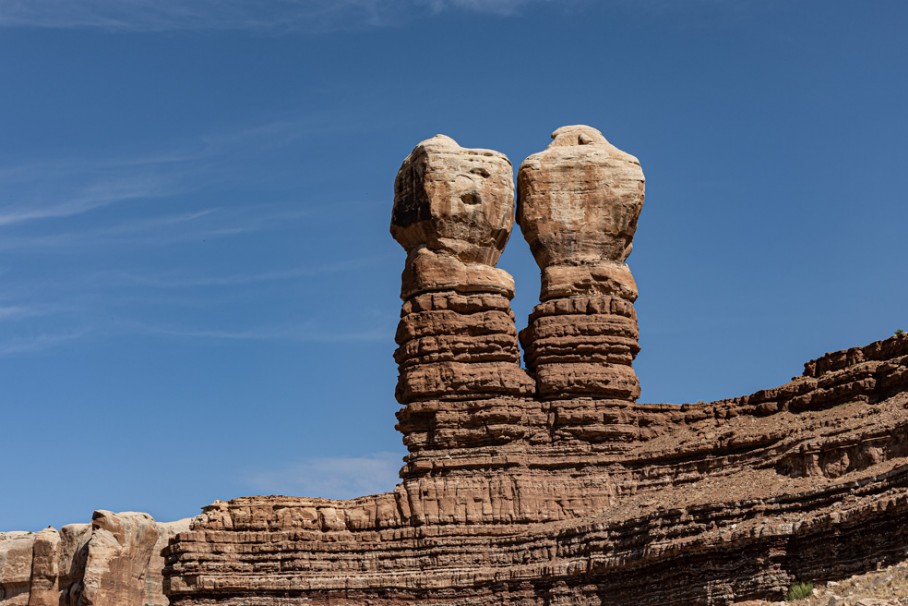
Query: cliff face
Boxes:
[
  {"xmin": 0, "ymin": 513, "xmax": 191, "ymax": 606},
  {"xmin": 160, "ymin": 126, "xmax": 908, "ymax": 605},
  {"xmin": 3, "ymin": 126, "xmax": 906, "ymax": 606}
]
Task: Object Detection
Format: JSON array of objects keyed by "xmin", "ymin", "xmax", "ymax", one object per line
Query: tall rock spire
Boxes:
[
  {"xmin": 517, "ymin": 125, "xmax": 645, "ymax": 401},
  {"xmin": 391, "ymin": 135, "xmax": 535, "ymax": 474}
]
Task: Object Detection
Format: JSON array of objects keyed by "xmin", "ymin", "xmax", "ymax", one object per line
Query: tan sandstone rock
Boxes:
[
  {"xmin": 146, "ymin": 519, "xmax": 192, "ymax": 606},
  {"xmin": 57, "ymin": 523, "xmax": 90, "ymax": 606},
  {"xmin": 81, "ymin": 510, "xmax": 161, "ymax": 605},
  {"xmin": 391, "ymin": 134, "xmax": 534, "ymax": 465},
  {"xmin": 518, "ymin": 125, "xmax": 645, "ymax": 401},
  {"xmin": 6, "ymin": 126, "xmax": 908, "ymax": 606},
  {"xmin": 0, "ymin": 532, "xmax": 35, "ymax": 606},
  {"xmin": 25, "ymin": 529, "xmax": 58, "ymax": 606},
  {"xmin": 0, "ymin": 512, "xmax": 191, "ymax": 606},
  {"xmin": 392, "ymin": 134, "xmax": 514, "ymax": 266}
]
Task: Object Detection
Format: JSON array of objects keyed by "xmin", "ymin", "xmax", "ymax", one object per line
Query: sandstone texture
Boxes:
[
  {"xmin": 518, "ymin": 125, "xmax": 644, "ymax": 402},
  {"xmin": 391, "ymin": 134, "xmax": 535, "ymax": 464},
  {"xmin": 4, "ymin": 126, "xmax": 906, "ymax": 605},
  {"xmin": 0, "ymin": 512, "xmax": 192, "ymax": 606},
  {"xmin": 160, "ymin": 127, "xmax": 908, "ymax": 605}
]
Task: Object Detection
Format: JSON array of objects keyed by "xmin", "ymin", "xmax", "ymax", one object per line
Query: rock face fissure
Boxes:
[{"xmin": 3, "ymin": 125, "xmax": 907, "ymax": 606}]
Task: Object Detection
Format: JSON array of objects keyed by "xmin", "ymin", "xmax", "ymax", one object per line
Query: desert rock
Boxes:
[
  {"xmin": 518, "ymin": 125, "xmax": 644, "ymax": 401},
  {"xmin": 4, "ymin": 126, "xmax": 907, "ymax": 606},
  {"xmin": 391, "ymin": 135, "xmax": 535, "ymax": 472},
  {"xmin": 0, "ymin": 514, "xmax": 192, "ymax": 606},
  {"xmin": 161, "ymin": 128, "xmax": 908, "ymax": 605}
]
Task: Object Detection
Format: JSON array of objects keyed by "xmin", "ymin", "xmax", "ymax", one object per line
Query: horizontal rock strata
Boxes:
[
  {"xmin": 518, "ymin": 125, "xmax": 645, "ymax": 403},
  {"xmin": 6, "ymin": 127, "xmax": 904, "ymax": 605},
  {"xmin": 390, "ymin": 135, "xmax": 535, "ymax": 476},
  {"xmin": 161, "ymin": 128, "xmax": 908, "ymax": 605},
  {"xmin": 163, "ymin": 334, "xmax": 908, "ymax": 605}
]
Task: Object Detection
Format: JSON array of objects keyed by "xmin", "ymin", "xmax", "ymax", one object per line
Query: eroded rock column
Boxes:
[
  {"xmin": 518, "ymin": 125, "xmax": 645, "ymax": 403},
  {"xmin": 392, "ymin": 135, "xmax": 536, "ymax": 471},
  {"xmin": 26, "ymin": 529, "xmax": 59, "ymax": 606}
]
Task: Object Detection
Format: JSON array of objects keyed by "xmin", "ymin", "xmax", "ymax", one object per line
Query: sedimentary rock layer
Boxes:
[
  {"xmin": 518, "ymin": 125, "xmax": 645, "ymax": 402},
  {"xmin": 391, "ymin": 135, "xmax": 535, "ymax": 475},
  {"xmin": 163, "ymin": 334, "xmax": 908, "ymax": 605},
  {"xmin": 5, "ymin": 126, "xmax": 905, "ymax": 605},
  {"xmin": 161, "ymin": 128, "xmax": 908, "ymax": 605}
]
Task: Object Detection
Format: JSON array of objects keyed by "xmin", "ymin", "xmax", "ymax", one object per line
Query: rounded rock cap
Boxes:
[
  {"xmin": 546, "ymin": 125, "xmax": 639, "ymax": 164},
  {"xmin": 392, "ymin": 134, "xmax": 515, "ymax": 266},
  {"xmin": 517, "ymin": 124, "xmax": 645, "ymax": 267}
]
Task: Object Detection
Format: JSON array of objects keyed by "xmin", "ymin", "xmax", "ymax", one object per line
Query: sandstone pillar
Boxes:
[
  {"xmin": 518, "ymin": 125, "xmax": 645, "ymax": 402},
  {"xmin": 391, "ymin": 135, "xmax": 535, "ymax": 470},
  {"xmin": 26, "ymin": 529, "xmax": 59, "ymax": 606}
]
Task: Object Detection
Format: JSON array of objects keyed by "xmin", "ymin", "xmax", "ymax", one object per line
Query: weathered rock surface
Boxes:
[
  {"xmin": 749, "ymin": 558, "xmax": 908, "ymax": 605},
  {"xmin": 4, "ymin": 126, "xmax": 906, "ymax": 605},
  {"xmin": 162, "ymin": 333, "xmax": 908, "ymax": 605},
  {"xmin": 26, "ymin": 529, "xmax": 59, "ymax": 606},
  {"xmin": 0, "ymin": 513, "xmax": 192, "ymax": 606},
  {"xmin": 161, "ymin": 127, "xmax": 908, "ymax": 605},
  {"xmin": 518, "ymin": 125, "xmax": 645, "ymax": 402},
  {"xmin": 0, "ymin": 533, "xmax": 35, "ymax": 606},
  {"xmin": 391, "ymin": 134, "xmax": 535, "ymax": 473}
]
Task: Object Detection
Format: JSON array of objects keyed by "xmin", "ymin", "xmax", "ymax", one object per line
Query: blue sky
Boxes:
[{"xmin": 1, "ymin": 0, "xmax": 906, "ymax": 531}]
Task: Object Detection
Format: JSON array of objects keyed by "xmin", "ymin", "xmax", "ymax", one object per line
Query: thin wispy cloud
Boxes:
[
  {"xmin": 425, "ymin": 0, "xmax": 554, "ymax": 16},
  {"xmin": 0, "ymin": 207, "xmax": 314, "ymax": 252},
  {"xmin": 112, "ymin": 255, "xmax": 389, "ymax": 289},
  {"xmin": 0, "ymin": 329, "xmax": 89, "ymax": 357},
  {"xmin": 0, "ymin": 306, "xmax": 39, "ymax": 320},
  {"xmin": 0, "ymin": 0, "xmax": 561, "ymax": 32},
  {"xmin": 0, "ymin": 174, "xmax": 181, "ymax": 227},
  {"xmin": 126, "ymin": 321, "xmax": 388, "ymax": 343},
  {"xmin": 0, "ymin": 111, "xmax": 352, "ymax": 250},
  {"xmin": 245, "ymin": 451, "xmax": 402, "ymax": 499}
]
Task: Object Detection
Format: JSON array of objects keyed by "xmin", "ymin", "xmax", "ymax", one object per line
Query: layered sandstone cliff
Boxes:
[
  {"xmin": 159, "ymin": 126, "xmax": 908, "ymax": 605},
  {"xmin": 3, "ymin": 125, "xmax": 905, "ymax": 606}
]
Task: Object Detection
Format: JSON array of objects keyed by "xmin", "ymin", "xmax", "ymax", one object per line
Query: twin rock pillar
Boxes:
[
  {"xmin": 391, "ymin": 135, "xmax": 537, "ymax": 475},
  {"xmin": 518, "ymin": 125, "xmax": 645, "ymax": 402},
  {"xmin": 392, "ymin": 126, "xmax": 645, "ymax": 469}
]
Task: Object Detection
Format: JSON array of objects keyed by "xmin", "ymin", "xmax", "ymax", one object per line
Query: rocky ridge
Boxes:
[
  {"xmin": 160, "ymin": 126, "xmax": 908, "ymax": 605},
  {"xmin": 2, "ymin": 125, "xmax": 906, "ymax": 605}
]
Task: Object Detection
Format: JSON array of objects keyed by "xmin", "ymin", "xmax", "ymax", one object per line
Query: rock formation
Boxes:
[
  {"xmin": 0, "ymin": 512, "xmax": 191, "ymax": 606},
  {"xmin": 3, "ymin": 125, "xmax": 907, "ymax": 605},
  {"xmin": 159, "ymin": 126, "xmax": 908, "ymax": 605},
  {"xmin": 518, "ymin": 125, "xmax": 644, "ymax": 403},
  {"xmin": 391, "ymin": 135, "xmax": 534, "ymax": 404}
]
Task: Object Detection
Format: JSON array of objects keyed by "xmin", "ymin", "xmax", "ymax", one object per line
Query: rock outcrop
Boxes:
[
  {"xmin": 0, "ymin": 512, "xmax": 191, "ymax": 606},
  {"xmin": 159, "ymin": 126, "xmax": 908, "ymax": 606},
  {"xmin": 3, "ymin": 126, "xmax": 906, "ymax": 605}
]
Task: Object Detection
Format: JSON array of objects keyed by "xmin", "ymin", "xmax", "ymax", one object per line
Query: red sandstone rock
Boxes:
[
  {"xmin": 518, "ymin": 125, "xmax": 645, "ymax": 401},
  {"xmin": 158, "ymin": 128, "xmax": 908, "ymax": 606},
  {"xmin": 3, "ymin": 126, "xmax": 907, "ymax": 606},
  {"xmin": 390, "ymin": 134, "xmax": 534, "ymax": 437},
  {"xmin": 160, "ymin": 334, "xmax": 908, "ymax": 605}
]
